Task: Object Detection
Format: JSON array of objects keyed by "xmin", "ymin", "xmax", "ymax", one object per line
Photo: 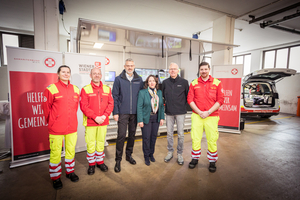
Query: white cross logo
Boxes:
[
  {"xmin": 231, "ymin": 68, "xmax": 238, "ymax": 75},
  {"xmin": 44, "ymin": 58, "xmax": 55, "ymax": 68}
]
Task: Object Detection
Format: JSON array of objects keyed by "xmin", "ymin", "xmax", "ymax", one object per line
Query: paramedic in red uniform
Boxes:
[
  {"xmin": 80, "ymin": 67, "xmax": 114, "ymax": 175},
  {"xmin": 43, "ymin": 65, "xmax": 80, "ymax": 190},
  {"xmin": 187, "ymin": 62, "xmax": 224, "ymax": 172}
]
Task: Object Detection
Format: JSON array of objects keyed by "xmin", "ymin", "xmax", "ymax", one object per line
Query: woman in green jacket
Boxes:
[{"xmin": 137, "ymin": 75, "xmax": 165, "ymax": 166}]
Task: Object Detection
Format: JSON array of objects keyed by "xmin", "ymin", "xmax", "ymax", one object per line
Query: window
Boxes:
[
  {"xmin": 263, "ymin": 45, "xmax": 300, "ymax": 72},
  {"xmin": 289, "ymin": 46, "xmax": 300, "ymax": 72},
  {"xmin": 0, "ymin": 32, "xmax": 34, "ymax": 66},
  {"xmin": 233, "ymin": 54, "xmax": 251, "ymax": 76},
  {"xmin": 264, "ymin": 51, "xmax": 275, "ymax": 69},
  {"xmin": 275, "ymin": 48, "xmax": 288, "ymax": 68},
  {"xmin": 1, "ymin": 34, "xmax": 19, "ymax": 66}
]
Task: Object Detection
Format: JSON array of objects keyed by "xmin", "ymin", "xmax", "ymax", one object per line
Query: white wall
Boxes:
[{"xmin": 276, "ymin": 74, "xmax": 300, "ymax": 114}]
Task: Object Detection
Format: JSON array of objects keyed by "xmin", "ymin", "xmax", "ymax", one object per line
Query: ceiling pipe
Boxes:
[
  {"xmin": 260, "ymin": 12, "xmax": 300, "ymax": 28},
  {"xmin": 249, "ymin": 2, "xmax": 300, "ymax": 24},
  {"xmin": 270, "ymin": 25, "xmax": 300, "ymax": 35}
]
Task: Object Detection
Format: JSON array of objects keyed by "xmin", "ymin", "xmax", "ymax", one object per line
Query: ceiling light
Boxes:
[{"xmin": 93, "ymin": 43, "xmax": 104, "ymax": 48}]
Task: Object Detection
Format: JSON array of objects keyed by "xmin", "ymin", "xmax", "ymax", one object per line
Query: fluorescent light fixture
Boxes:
[{"xmin": 93, "ymin": 43, "xmax": 104, "ymax": 49}]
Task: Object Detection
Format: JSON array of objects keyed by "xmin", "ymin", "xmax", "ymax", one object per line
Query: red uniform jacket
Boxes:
[
  {"xmin": 80, "ymin": 81, "xmax": 114, "ymax": 126},
  {"xmin": 187, "ymin": 75, "xmax": 224, "ymax": 117},
  {"xmin": 43, "ymin": 80, "xmax": 80, "ymax": 135}
]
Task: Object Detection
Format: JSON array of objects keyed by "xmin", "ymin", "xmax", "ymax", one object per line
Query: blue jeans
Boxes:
[{"xmin": 166, "ymin": 114, "xmax": 185, "ymax": 155}]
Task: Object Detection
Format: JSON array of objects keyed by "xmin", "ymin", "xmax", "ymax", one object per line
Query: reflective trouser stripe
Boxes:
[
  {"xmin": 85, "ymin": 126, "xmax": 107, "ymax": 165},
  {"xmin": 207, "ymin": 150, "xmax": 218, "ymax": 162},
  {"xmin": 87, "ymin": 152, "xmax": 96, "ymax": 166},
  {"xmin": 49, "ymin": 162, "xmax": 61, "ymax": 180},
  {"xmin": 95, "ymin": 151, "xmax": 105, "ymax": 165},
  {"xmin": 191, "ymin": 149, "xmax": 201, "ymax": 160},
  {"xmin": 191, "ymin": 113, "xmax": 219, "ymax": 161},
  {"xmin": 49, "ymin": 132, "xmax": 77, "ymax": 178},
  {"xmin": 65, "ymin": 158, "xmax": 75, "ymax": 174}
]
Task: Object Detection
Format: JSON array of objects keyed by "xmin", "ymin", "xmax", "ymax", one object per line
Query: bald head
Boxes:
[{"xmin": 90, "ymin": 68, "xmax": 102, "ymax": 86}]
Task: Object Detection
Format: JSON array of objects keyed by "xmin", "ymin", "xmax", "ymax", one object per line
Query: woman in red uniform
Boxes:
[{"xmin": 43, "ymin": 65, "xmax": 80, "ymax": 190}]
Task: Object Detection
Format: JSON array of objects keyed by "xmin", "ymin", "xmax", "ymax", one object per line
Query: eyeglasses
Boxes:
[
  {"xmin": 169, "ymin": 68, "xmax": 178, "ymax": 71},
  {"xmin": 125, "ymin": 65, "xmax": 135, "ymax": 67}
]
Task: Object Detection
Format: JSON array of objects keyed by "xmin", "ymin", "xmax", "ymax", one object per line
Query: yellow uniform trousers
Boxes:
[
  {"xmin": 191, "ymin": 113, "xmax": 219, "ymax": 162},
  {"xmin": 49, "ymin": 132, "xmax": 77, "ymax": 180},
  {"xmin": 85, "ymin": 126, "xmax": 107, "ymax": 166}
]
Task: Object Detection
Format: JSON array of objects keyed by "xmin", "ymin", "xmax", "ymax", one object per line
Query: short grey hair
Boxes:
[
  {"xmin": 90, "ymin": 67, "xmax": 102, "ymax": 75},
  {"xmin": 169, "ymin": 62, "xmax": 179, "ymax": 69},
  {"xmin": 125, "ymin": 58, "xmax": 135, "ymax": 65}
]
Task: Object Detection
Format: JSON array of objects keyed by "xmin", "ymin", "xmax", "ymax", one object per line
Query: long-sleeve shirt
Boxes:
[
  {"xmin": 187, "ymin": 75, "xmax": 224, "ymax": 117},
  {"xmin": 43, "ymin": 80, "xmax": 80, "ymax": 135},
  {"xmin": 80, "ymin": 81, "xmax": 114, "ymax": 126}
]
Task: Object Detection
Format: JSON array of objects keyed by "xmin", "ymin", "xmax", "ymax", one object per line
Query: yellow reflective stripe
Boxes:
[
  {"xmin": 191, "ymin": 79, "xmax": 198, "ymax": 86},
  {"xmin": 83, "ymin": 114, "xmax": 87, "ymax": 126},
  {"xmin": 73, "ymin": 85, "xmax": 79, "ymax": 94},
  {"xmin": 212, "ymin": 78, "xmax": 221, "ymax": 86},
  {"xmin": 47, "ymin": 84, "xmax": 59, "ymax": 95},
  {"xmin": 103, "ymin": 85, "xmax": 110, "ymax": 93},
  {"xmin": 83, "ymin": 84, "xmax": 93, "ymax": 94}
]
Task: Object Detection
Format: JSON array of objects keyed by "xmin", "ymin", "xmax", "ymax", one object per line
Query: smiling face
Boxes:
[
  {"xmin": 199, "ymin": 65, "xmax": 210, "ymax": 79},
  {"xmin": 90, "ymin": 68, "xmax": 102, "ymax": 85},
  {"xmin": 124, "ymin": 61, "xmax": 135, "ymax": 75},
  {"xmin": 148, "ymin": 76, "xmax": 157, "ymax": 89},
  {"xmin": 57, "ymin": 67, "xmax": 71, "ymax": 83}
]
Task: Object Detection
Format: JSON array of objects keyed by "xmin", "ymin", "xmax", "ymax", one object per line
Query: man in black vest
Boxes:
[{"xmin": 162, "ymin": 63, "xmax": 189, "ymax": 165}]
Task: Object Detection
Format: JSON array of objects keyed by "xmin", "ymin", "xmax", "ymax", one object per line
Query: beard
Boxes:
[
  {"xmin": 125, "ymin": 69, "xmax": 134, "ymax": 74},
  {"xmin": 201, "ymin": 73, "xmax": 209, "ymax": 78}
]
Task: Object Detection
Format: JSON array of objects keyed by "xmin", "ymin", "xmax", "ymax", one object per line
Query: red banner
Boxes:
[
  {"xmin": 10, "ymin": 71, "xmax": 57, "ymax": 159},
  {"xmin": 218, "ymin": 78, "xmax": 241, "ymax": 129}
]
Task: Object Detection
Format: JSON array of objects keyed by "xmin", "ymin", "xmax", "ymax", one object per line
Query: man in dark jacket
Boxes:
[
  {"xmin": 162, "ymin": 63, "xmax": 189, "ymax": 165},
  {"xmin": 112, "ymin": 58, "xmax": 144, "ymax": 173}
]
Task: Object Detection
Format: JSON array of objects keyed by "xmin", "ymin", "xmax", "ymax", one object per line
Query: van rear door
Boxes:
[{"xmin": 244, "ymin": 68, "xmax": 296, "ymax": 82}]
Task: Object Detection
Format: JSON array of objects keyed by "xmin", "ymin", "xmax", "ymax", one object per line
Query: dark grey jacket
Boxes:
[
  {"xmin": 162, "ymin": 76, "xmax": 189, "ymax": 115},
  {"xmin": 112, "ymin": 70, "xmax": 143, "ymax": 115}
]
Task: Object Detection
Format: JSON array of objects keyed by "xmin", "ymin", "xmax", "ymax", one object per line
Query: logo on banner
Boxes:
[
  {"xmin": 44, "ymin": 57, "xmax": 56, "ymax": 68},
  {"xmin": 105, "ymin": 57, "xmax": 110, "ymax": 65},
  {"xmin": 95, "ymin": 62, "xmax": 101, "ymax": 68},
  {"xmin": 231, "ymin": 68, "xmax": 238, "ymax": 75}
]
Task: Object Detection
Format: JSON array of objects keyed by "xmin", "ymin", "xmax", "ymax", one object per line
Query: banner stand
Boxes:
[
  {"xmin": 213, "ymin": 64, "xmax": 244, "ymax": 134},
  {"xmin": 7, "ymin": 47, "xmax": 105, "ymax": 168},
  {"xmin": 218, "ymin": 128, "xmax": 241, "ymax": 134}
]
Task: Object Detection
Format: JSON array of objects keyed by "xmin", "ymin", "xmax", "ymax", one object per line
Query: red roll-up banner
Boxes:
[{"xmin": 213, "ymin": 65, "xmax": 243, "ymax": 133}]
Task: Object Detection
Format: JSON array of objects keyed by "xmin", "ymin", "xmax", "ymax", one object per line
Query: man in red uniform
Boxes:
[
  {"xmin": 80, "ymin": 67, "xmax": 114, "ymax": 175},
  {"xmin": 187, "ymin": 62, "xmax": 224, "ymax": 172}
]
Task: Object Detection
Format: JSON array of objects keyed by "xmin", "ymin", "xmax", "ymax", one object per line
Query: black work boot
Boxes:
[
  {"xmin": 114, "ymin": 161, "xmax": 121, "ymax": 173},
  {"xmin": 97, "ymin": 163, "xmax": 108, "ymax": 172},
  {"xmin": 87, "ymin": 165, "xmax": 95, "ymax": 175},
  {"xmin": 209, "ymin": 162, "xmax": 217, "ymax": 173},
  {"xmin": 189, "ymin": 159, "xmax": 198, "ymax": 169},
  {"xmin": 53, "ymin": 178, "xmax": 63, "ymax": 190},
  {"xmin": 66, "ymin": 172, "xmax": 79, "ymax": 182}
]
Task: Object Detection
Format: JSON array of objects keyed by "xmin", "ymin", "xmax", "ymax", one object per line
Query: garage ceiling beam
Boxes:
[
  {"xmin": 249, "ymin": 2, "xmax": 300, "ymax": 24},
  {"xmin": 260, "ymin": 12, "xmax": 300, "ymax": 28},
  {"xmin": 269, "ymin": 25, "xmax": 300, "ymax": 35}
]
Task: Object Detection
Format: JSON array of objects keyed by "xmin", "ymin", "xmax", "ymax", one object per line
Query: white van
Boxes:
[{"xmin": 241, "ymin": 68, "xmax": 297, "ymax": 121}]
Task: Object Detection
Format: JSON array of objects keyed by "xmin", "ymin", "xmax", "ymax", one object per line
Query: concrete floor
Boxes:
[{"xmin": 0, "ymin": 113, "xmax": 300, "ymax": 200}]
